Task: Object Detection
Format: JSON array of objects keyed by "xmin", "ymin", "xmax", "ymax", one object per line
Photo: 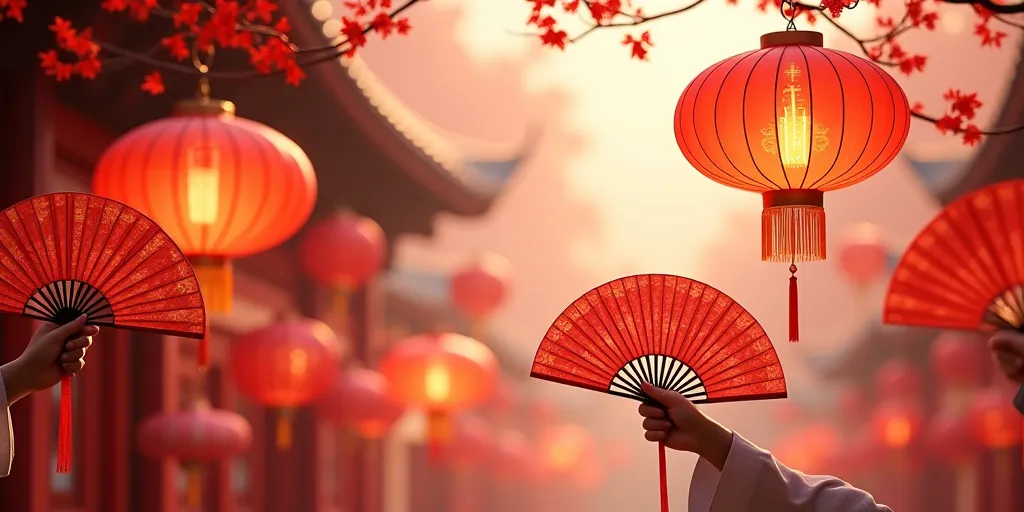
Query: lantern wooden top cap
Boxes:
[
  {"xmin": 760, "ymin": 31, "xmax": 824, "ymax": 48},
  {"xmin": 174, "ymin": 97, "xmax": 236, "ymax": 117}
]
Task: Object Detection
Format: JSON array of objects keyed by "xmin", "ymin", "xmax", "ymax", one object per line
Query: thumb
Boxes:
[
  {"xmin": 642, "ymin": 382, "xmax": 690, "ymax": 409},
  {"xmin": 39, "ymin": 314, "xmax": 88, "ymax": 343}
]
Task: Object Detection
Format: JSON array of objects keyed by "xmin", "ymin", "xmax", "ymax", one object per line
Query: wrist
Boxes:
[
  {"xmin": 696, "ymin": 420, "xmax": 733, "ymax": 472},
  {"xmin": 0, "ymin": 360, "xmax": 32, "ymax": 406}
]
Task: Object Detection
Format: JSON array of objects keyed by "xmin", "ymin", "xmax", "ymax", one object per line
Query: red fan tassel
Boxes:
[
  {"xmin": 788, "ymin": 264, "xmax": 799, "ymax": 343},
  {"xmin": 659, "ymin": 442, "xmax": 669, "ymax": 512},
  {"xmin": 57, "ymin": 375, "xmax": 72, "ymax": 474}
]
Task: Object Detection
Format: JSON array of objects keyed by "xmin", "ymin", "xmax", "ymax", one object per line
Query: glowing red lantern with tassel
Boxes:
[
  {"xmin": 229, "ymin": 318, "xmax": 343, "ymax": 450},
  {"xmin": 313, "ymin": 367, "xmax": 404, "ymax": 439},
  {"xmin": 378, "ymin": 333, "xmax": 498, "ymax": 461},
  {"xmin": 674, "ymin": 30, "xmax": 910, "ymax": 342},
  {"xmin": 93, "ymin": 96, "xmax": 318, "ymax": 369},
  {"xmin": 299, "ymin": 211, "xmax": 387, "ymax": 323},
  {"xmin": 450, "ymin": 253, "xmax": 512, "ymax": 339},
  {"xmin": 137, "ymin": 400, "xmax": 252, "ymax": 509}
]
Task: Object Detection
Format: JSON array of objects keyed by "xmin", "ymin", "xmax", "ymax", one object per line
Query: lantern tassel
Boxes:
[
  {"xmin": 332, "ymin": 287, "xmax": 351, "ymax": 329},
  {"xmin": 185, "ymin": 465, "xmax": 203, "ymax": 509},
  {"xmin": 426, "ymin": 409, "xmax": 452, "ymax": 465},
  {"xmin": 191, "ymin": 257, "xmax": 233, "ymax": 314},
  {"xmin": 789, "ymin": 265, "xmax": 799, "ymax": 343},
  {"xmin": 197, "ymin": 333, "xmax": 209, "ymax": 372},
  {"xmin": 761, "ymin": 202, "xmax": 827, "ymax": 263},
  {"xmin": 658, "ymin": 442, "xmax": 670, "ymax": 512},
  {"xmin": 56, "ymin": 376, "xmax": 72, "ymax": 474},
  {"xmin": 276, "ymin": 409, "xmax": 294, "ymax": 450}
]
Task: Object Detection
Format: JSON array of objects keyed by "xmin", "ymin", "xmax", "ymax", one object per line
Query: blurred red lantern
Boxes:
[
  {"xmin": 137, "ymin": 400, "xmax": 252, "ymax": 508},
  {"xmin": 874, "ymin": 359, "xmax": 922, "ymax": 402},
  {"xmin": 488, "ymin": 379, "xmax": 518, "ymax": 415},
  {"xmin": 94, "ymin": 98, "xmax": 318, "ymax": 314},
  {"xmin": 605, "ymin": 438, "xmax": 634, "ymax": 469},
  {"xmin": 299, "ymin": 211, "xmax": 387, "ymax": 319},
  {"xmin": 870, "ymin": 400, "xmax": 925, "ymax": 450},
  {"xmin": 492, "ymin": 429, "xmax": 531, "ymax": 482},
  {"xmin": 968, "ymin": 386, "xmax": 1022, "ymax": 450},
  {"xmin": 229, "ymin": 318, "xmax": 343, "ymax": 450},
  {"xmin": 837, "ymin": 223, "xmax": 889, "ymax": 287},
  {"xmin": 929, "ymin": 332, "xmax": 985, "ymax": 390},
  {"xmin": 842, "ymin": 431, "xmax": 881, "ymax": 476},
  {"xmin": 442, "ymin": 414, "xmax": 493, "ymax": 469},
  {"xmin": 378, "ymin": 333, "xmax": 499, "ymax": 458},
  {"xmin": 925, "ymin": 412, "xmax": 978, "ymax": 465},
  {"xmin": 569, "ymin": 450, "xmax": 606, "ymax": 492},
  {"xmin": 540, "ymin": 423, "xmax": 595, "ymax": 475},
  {"xmin": 530, "ymin": 400, "xmax": 559, "ymax": 427},
  {"xmin": 314, "ymin": 367, "xmax": 403, "ymax": 439},
  {"xmin": 450, "ymin": 254, "xmax": 512, "ymax": 336},
  {"xmin": 771, "ymin": 400, "xmax": 806, "ymax": 424},
  {"xmin": 774, "ymin": 423, "xmax": 840, "ymax": 474}
]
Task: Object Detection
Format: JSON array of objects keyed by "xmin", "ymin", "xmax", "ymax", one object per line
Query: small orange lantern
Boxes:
[
  {"xmin": 870, "ymin": 400, "xmax": 925, "ymax": 451},
  {"xmin": 450, "ymin": 253, "xmax": 512, "ymax": 338},
  {"xmin": 378, "ymin": 333, "xmax": 499, "ymax": 459},
  {"xmin": 837, "ymin": 223, "xmax": 889, "ymax": 288},
  {"xmin": 539, "ymin": 423, "xmax": 595, "ymax": 475}
]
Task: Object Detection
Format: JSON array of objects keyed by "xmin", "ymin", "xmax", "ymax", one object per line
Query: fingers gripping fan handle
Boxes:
[
  {"xmin": 530, "ymin": 274, "xmax": 789, "ymax": 512},
  {"xmin": 0, "ymin": 193, "xmax": 208, "ymax": 473}
]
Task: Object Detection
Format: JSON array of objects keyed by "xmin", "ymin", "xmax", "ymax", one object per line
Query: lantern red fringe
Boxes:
[
  {"xmin": 761, "ymin": 205, "xmax": 827, "ymax": 263},
  {"xmin": 276, "ymin": 410, "xmax": 294, "ymax": 450},
  {"xmin": 57, "ymin": 376, "xmax": 72, "ymax": 473}
]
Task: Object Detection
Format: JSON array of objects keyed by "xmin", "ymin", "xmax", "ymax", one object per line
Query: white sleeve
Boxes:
[
  {"xmin": 0, "ymin": 373, "xmax": 13, "ymax": 478},
  {"xmin": 689, "ymin": 433, "xmax": 891, "ymax": 512}
]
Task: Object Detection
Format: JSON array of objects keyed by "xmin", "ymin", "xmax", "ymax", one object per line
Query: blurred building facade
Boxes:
[{"xmin": 0, "ymin": 1, "xmax": 535, "ymax": 511}]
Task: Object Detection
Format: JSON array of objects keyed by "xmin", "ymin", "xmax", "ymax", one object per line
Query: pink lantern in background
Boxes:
[
  {"xmin": 299, "ymin": 210, "xmax": 387, "ymax": 321},
  {"xmin": 442, "ymin": 414, "xmax": 493, "ymax": 469},
  {"xmin": 870, "ymin": 400, "xmax": 925, "ymax": 453},
  {"xmin": 137, "ymin": 401, "xmax": 252, "ymax": 509},
  {"xmin": 313, "ymin": 367, "xmax": 404, "ymax": 439},
  {"xmin": 837, "ymin": 386, "xmax": 868, "ymax": 425},
  {"xmin": 492, "ymin": 429, "xmax": 531, "ymax": 482},
  {"xmin": 539, "ymin": 423, "xmax": 595, "ymax": 476},
  {"xmin": 926, "ymin": 412, "xmax": 978, "ymax": 465},
  {"xmin": 930, "ymin": 332, "xmax": 986, "ymax": 391},
  {"xmin": 837, "ymin": 222, "xmax": 889, "ymax": 287},
  {"xmin": 450, "ymin": 253, "xmax": 512, "ymax": 338}
]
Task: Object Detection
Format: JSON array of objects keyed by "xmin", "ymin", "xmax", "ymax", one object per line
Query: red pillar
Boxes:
[
  {"xmin": 0, "ymin": 71, "xmax": 54, "ymax": 512},
  {"xmin": 97, "ymin": 330, "xmax": 132, "ymax": 512}
]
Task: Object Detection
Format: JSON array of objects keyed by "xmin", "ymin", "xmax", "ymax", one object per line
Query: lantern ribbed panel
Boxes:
[
  {"xmin": 137, "ymin": 407, "xmax": 253, "ymax": 462},
  {"xmin": 93, "ymin": 112, "xmax": 318, "ymax": 258},
  {"xmin": 674, "ymin": 42, "xmax": 910, "ymax": 194},
  {"xmin": 299, "ymin": 212, "xmax": 387, "ymax": 288},
  {"xmin": 313, "ymin": 368, "xmax": 403, "ymax": 437},
  {"xmin": 378, "ymin": 333, "xmax": 499, "ymax": 411}
]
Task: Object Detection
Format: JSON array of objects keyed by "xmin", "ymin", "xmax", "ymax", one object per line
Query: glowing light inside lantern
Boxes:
[
  {"xmin": 186, "ymin": 146, "xmax": 220, "ymax": 225},
  {"xmin": 884, "ymin": 417, "xmax": 912, "ymax": 448},
  {"xmin": 424, "ymin": 362, "xmax": 451, "ymax": 403},
  {"xmin": 288, "ymin": 349, "xmax": 309, "ymax": 376},
  {"xmin": 760, "ymin": 63, "xmax": 829, "ymax": 168},
  {"xmin": 548, "ymin": 437, "xmax": 582, "ymax": 470}
]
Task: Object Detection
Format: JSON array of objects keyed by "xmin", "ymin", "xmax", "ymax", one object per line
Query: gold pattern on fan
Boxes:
[{"xmin": 984, "ymin": 285, "xmax": 1024, "ymax": 330}]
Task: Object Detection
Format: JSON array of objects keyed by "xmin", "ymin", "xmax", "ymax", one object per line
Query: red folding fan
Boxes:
[
  {"xmin": 531, "ymin": 274, "xmax": 788, "ymax": 511},
  {"xmin": 0, "ymin": 192, "xmax": 206, "ymax": 473},
  {"xmin": 884, "ymin": 179, "xmax": 1024, "ymax": 332}
]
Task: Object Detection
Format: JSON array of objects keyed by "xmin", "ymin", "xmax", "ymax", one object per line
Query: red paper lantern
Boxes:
[
  {"xmin": 540, "ymin": 423, "xmax": 595, "ymax": 475},
  {"xmin": 674, "ymin": 31, "xmax": 910, "ymax": 342},
  {"xmin": 774, "ymin": 423, "xmax": 839, "ymax": 474},
  {"xmin": 925, "ymin": 412, "xmax": 978, "ymax": 465},
  {"xmin": 137, "ymin": 401, "xmax": 252, "ymax": 508},
  {"xmin": 874, "ymin": 359, "xmax": 922, "ymax": 402},
  {"xmin": 837, "ymin": 386, "xmax": 867, "ymax": 424},
  {"xmin": 378, "ymin": 333, "xmax": 499, "ymax": 457},
  {"xmin": 450, "ymin": 253, "xmax": 512, "ymax": 335},
  {"xmin": 299, "ymin": 211, "xmax": 387, "ymax": 318},
  {"xmin": 314, "ymin": 367, "xmax": 403, "ymax": 439},
  {"xmin": 94, "ymin": 97, "xmax": 318, "ymax": 314},
  {"xmin": 930, "ymin": 332, "xmax": 985, "ymax": 389},
  {"xmin": 837, "ymin": 223, "xmax": 888, "ymax": 287},
  {"xmin": 229, "ymin": 318, "xmax": 343, "ymax": 450},
  {"xmin": 968, "ymin": 386, "xmax": 1022, "ymax": 450},
  {"xmin": 870, "ymin": 400, "xmax": 925, "ymax": 450},
  {"xmin": 442, "ymin": 414, "xmax": 493, "ymax": 468},
  {"xmin": 492, "ymin": 429, "xmax": 531, "ymax": 481}
]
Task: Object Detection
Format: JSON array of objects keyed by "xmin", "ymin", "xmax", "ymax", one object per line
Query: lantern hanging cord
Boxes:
[
  {"xmin": 780, "ymin": 0, "xmax": 799, "ymax": 30},
  {"xmin": 191, "ymin": 44, "xmax": 216, "ymax": 99}
]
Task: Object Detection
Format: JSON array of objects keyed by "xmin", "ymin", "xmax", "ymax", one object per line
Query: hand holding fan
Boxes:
[
  {"xmin": 530, "ymin": 274, "xmax": 788, "ymax": 511},
  {"xmin": 0, "ymin": 192, "xmax": 206, "ymax": 473}
]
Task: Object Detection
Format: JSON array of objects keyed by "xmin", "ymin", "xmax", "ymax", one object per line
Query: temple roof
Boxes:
[
  {"xmin": 286, "ymin": 1, "xmax": 537, "ymax": 216},
  {"xmin": 902, "ymin": 154, "xmax": 971, "ymax": 201}
]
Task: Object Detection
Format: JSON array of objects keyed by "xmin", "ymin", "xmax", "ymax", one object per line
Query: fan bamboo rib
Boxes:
[
  {"xmin": 531, "ymin": 274, "xmax": 787, "ymax": 403},
  {"xmin": 884, "ymin": 179, "xmax": 1024, "ymax": 332},
  {"xmin": 0, "ymin": 193, "xmax": 206, "ymax": 338}
]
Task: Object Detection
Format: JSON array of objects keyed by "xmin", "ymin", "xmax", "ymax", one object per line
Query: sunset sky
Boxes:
[{"xmin": 346, "ymin": 1, "xmax": 1022, "ymax": 508}]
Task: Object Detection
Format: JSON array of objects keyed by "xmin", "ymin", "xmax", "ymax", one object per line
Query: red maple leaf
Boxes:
[
  {"xmin": 820, "ymin": 0, "xmax": 845, "ymax": 18},
  {"xmin": 284, "ymin": 60, "xmax": 306, "ymax": 86},
  {"xmin": 622, "ymin": 31, "xmax": 652, "ymax": 60},
  {"xmin": 372, "ymin": 12, "xmax": 397, "ymax": 38},
  {"xmin": 394, "ymin": 18, "xmax": 411, "ymax": 35},
  {"xmin": 173, "ymin": 2, "xmax": 203, "ymax": 28},
  {"xmin": 0, "ymin": 0, "xmax": 27, "ymax": 22},
  {"xmin": 74, "ymin": 55, "xmax": 102, "ymax": 79},
  {"xmin": 162, "ymin": 34, "xmax": 190, "ymax": 61},
  {"xmin": 100, "ymin": 0, "xmax": 130, "ymax": 13},
  {"xmin": 962, "ymin": 124, "xmax": 982, "ymax": 146},
  {"xmin": 540, "ymin": 28, "xmax": 568, "ymax": 50},
  {"xmin": 140, "ymin": 70, "xmax": 165, "ymax": 95},
  {"xmin": 248, "ymin": 0, "xmax": 278, "ymax": 23},
  {"xmin": 341, "ymin": 17, "xmax": 368, "ymax": 55},
  {"xmin": 934, "ymin": 115, "xmax": 962, "ymax": 134}
]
